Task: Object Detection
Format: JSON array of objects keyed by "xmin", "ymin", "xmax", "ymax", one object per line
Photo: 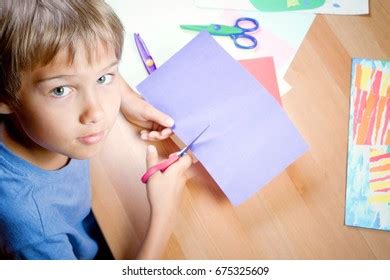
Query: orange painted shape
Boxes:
[
  {"xmin": 354, "ymin": 64, "xmax": 362, "ymax": 89},
  {"xmin": 356, "ymin": 91, "xmax": 379, "ymax": 144},
  {"xmin": 374, "ymin": 97, "xmax": 387, "ymax": 143},
  {"xmin": 370, "ymin": 163, "xmax": 390, "ymax": 172},
  {"xmin": 385, "ymin": 130, "xmax": 390, "ymax": 145}
]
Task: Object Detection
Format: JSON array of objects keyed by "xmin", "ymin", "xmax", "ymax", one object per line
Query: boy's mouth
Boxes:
[{"xmin": 78, "ymin": 130, "xmax": 105, "ymax": 145}]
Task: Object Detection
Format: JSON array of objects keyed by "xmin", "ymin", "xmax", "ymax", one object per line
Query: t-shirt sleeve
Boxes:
[{"xmin": 14, "ymin": 234, "xmax": 78, "ymax": 260}]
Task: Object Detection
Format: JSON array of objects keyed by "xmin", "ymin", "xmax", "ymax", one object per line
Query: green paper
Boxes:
[{"xmin": 250, "ymin": 0, "xmax": 326, "ymax": 12}]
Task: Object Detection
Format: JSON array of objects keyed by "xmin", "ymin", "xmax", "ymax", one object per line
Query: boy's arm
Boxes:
[
  {"xmin": 136, "ymin": 145, "xmax": 192, "ymax": 259},
  {"xmin": 118, "ymin": 75, "xmax": 175, "ymax": 141},
  {"xmin": 136, "ymin": 214, "xmax": 175, "ymax": 259}
]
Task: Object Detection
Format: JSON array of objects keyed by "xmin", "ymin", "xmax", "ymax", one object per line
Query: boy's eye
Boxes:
[
  {"xmin": 51, "ymin": 86, "xmax": 72, "ymax": 97},
  {"xmin": 97, "ymin": 74, "xmax": 114, "ymax": 85}
]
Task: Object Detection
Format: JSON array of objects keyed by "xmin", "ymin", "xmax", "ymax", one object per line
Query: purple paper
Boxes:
[{"xmin": 137, "ymin": 32, "xmax": 307, "ymax": 206}]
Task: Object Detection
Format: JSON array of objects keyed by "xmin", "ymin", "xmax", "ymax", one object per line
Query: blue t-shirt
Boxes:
[{"xmin": 0, "ymin": 142, "xmax": 100, "ymax": 259}]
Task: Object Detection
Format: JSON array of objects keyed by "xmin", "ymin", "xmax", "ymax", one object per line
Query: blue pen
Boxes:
[{"xmin": 134, "ymin": 33, "xmax": 157, "ymax": 74}]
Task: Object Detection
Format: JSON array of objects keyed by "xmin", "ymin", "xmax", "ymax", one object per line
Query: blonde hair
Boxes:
[{"xmin": 0, "ymin": 0, "xmax": 124, "ymax": 105}]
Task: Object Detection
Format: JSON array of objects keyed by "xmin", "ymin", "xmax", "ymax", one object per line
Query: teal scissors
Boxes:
[{"xmin": 180, "ymin": 17, "xmax": 259, "ymax": 49}]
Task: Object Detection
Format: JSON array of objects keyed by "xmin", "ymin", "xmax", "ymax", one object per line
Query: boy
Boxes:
[{"xmin": 0, "ymin": 0, "xmax": 191, "ymax": 259}]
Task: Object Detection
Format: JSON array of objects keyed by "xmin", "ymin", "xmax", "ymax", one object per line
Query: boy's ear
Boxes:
[{"xmin": 0, "ymin": 102, "xmax": 13, "ymax": 114}]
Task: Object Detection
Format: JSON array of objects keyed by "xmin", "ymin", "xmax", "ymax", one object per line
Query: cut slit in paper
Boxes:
[{"xmin": 137, "ymin": 32, "xmax": 307, "ymax": 205}]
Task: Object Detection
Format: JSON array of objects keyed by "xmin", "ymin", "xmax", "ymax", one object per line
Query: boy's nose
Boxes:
[{"xmin": 79, "ymin": 94, "xmax": 104, "ymax": 125}]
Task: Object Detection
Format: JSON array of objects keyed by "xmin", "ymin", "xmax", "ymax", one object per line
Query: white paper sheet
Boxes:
[{"xmin": 106, "ymin": 0, "xmax": 314, "ymax": 94}]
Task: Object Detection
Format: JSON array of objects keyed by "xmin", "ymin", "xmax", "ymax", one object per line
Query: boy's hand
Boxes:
[
  {"xmin": 119, "ymin": 76, "xmax": 174, "ymax": 141},
  {"xmin": 135, "ymin": 145, "xmax": 192, "ymax": 259},
  {"xmin": 145, "ymin": 145, "xmax": 191, "ymax": 228}
]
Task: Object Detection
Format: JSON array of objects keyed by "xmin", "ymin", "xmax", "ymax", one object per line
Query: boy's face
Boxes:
[{"xmin": 11, "ymin": 42, "xmax": 121, "ymax": 160}]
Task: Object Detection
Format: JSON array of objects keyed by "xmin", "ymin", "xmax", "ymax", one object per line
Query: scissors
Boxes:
[
  {"xmin": 141, "ymin": 125, "xmax": 210, "ymax": 184},
  {"xmin": 180, "ymin": 17, "xmax": 259, "ymax": 49},
  {"xmin": 134, "ymin": 33, "xmax": 157, "ymax": 74}
]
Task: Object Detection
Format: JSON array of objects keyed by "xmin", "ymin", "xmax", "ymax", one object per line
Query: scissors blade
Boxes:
[
  {"xmin": 180, "ymin": 24, "xmax": 242, "ymax": 36},
  {"xmin": 180, "ymin": 24, "xmax": 210, "ymax": 32},
  {"xmin": 178, "ymin": 125, "xmax": 210, "ymax": 156}
]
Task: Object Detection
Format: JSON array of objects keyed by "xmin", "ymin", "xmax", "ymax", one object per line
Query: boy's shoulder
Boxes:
[
  {"xmin": 0, "ymin": 144, "xmax": 91, "ymax": 253},
  {"xmin": 0, "ymin": 161, "xmax": 45, "ymax": 252},
  {"xmin": 0, "ymin": 148, "xmax": 34, "ymax": 209},
  {"xmin": 0, "ymin": 144, "xmax": 42, "ymax": 209}
]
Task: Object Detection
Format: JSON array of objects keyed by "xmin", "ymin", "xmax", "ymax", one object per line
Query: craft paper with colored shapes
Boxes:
[{"xmin": 345, "ymin": 58, "xmax": 390, "ymax": 231}]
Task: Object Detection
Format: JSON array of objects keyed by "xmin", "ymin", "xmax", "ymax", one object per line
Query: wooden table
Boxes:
[{"xmin": 91, "ymin": 0, "xmax": 390, "ymax": 259}]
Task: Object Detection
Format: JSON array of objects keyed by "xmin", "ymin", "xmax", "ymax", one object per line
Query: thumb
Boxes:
[
  {"xmin": 146, "ymin": 145, "xmax": 159, "ymax": 168},
  {"xmin": 175, "ymin": 154, "xmax": 193, "ymax": 174},
  {"xmin": 142, "ymin": 103, "xmax": 175, "ymax": 128}
]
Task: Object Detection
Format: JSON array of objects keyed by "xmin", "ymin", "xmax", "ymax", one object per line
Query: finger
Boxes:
[
  {"xmin": 148, "ymin": 131, "xmax": 164, "ymax": 140},
  {"xmin": 150, "ymin": 122, "xmax": 166, "ymax": 132},
  {"xmin": 139, "ymin": 131, "xmax": 162, "ymax": 141},
  {"xmin": 140, "ymin": 130, "xmax": 148, "ymax": 140},
  {"xmin": 142, "ymin": 104, "xmax": 175, "ymax": 128},
  {"xmin": 168, "ymin": 154, "xmax": 192, "ymax": 174},
  {"xmin": 161, "ymin": 127, "xmax": 173, "ymax": 136},
  {"xmin": 186, "ymin": 151, "xmax": 198, "ymax": 163},
  {"xmin": 146, "ymin": 145, "xmax": 159, "ymax": 168},
  {"xmin": 149, "ymin": 128, "xmax": 173, "ymax": 140},
  {"xmin": 180, "ymin": 154, "xmax": 193, "ymax": 172},
  {"xmin": 141, "ymin": 128, "xmax": 173, "ymax": 141}
]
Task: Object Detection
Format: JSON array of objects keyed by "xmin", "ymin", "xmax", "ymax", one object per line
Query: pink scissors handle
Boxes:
[{"xmin": 141, "ymin": 153, "xmax": 180, "ymax": 184}]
